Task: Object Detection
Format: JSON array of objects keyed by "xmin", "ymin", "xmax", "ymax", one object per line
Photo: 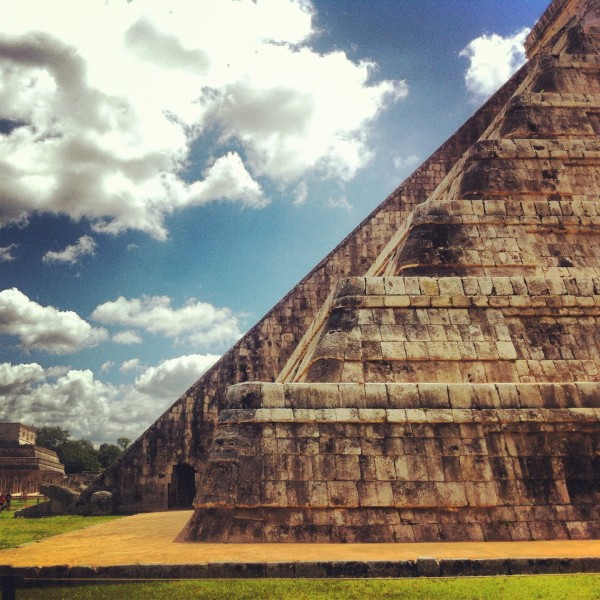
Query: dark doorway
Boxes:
[{"xmin": 168, "ymin": 463, "xmax": 196, "ymax": 508}]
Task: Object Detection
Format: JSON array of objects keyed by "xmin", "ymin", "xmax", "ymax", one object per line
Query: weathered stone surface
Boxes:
[
  {"xmin": 17, "ymin": 484, "xmax": 78, "ymax": 517},
  {"xmin": 80, "ymin": 6, "xmax": 532, "ymax": 513},
  {"xmin": 89, "ymin": 491, "xmax": 114, "ymax": 516},
  {"xmin": 69, "ymin": 0, "xmax": 600, "ymax": 545},
  {"xmin": 182, "ymin": 0, "xmax": 600, "ymax": 543},
  {"xmin": 184, "ymin": 380, "xmax": 600, "ymax": 541},
  {"xmin": 0, "ymin": 423, "xmax": 65, "ymax": 496}
]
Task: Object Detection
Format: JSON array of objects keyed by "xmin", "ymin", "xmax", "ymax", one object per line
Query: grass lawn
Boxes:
[
  {"xmin": 14, "ymin": 575, "xmax": 600, "ymax": 599},
  {"xmin": 0, "ymin": 500, "xmax": 123, "ymax": 550}
]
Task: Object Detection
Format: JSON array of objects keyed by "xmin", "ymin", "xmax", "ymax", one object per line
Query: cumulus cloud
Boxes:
[
  {"xmin": 92, "ymin": 294, "xmax": 242, "ymax": 349},
  {"xmin": 460, "ymin": 28, "xmax": 530, "ymax": 100},
  {"xmin": 292, "ymin": 181, "xmax": 308, "ymax": 206},
  {"xmin": 0, "ymin": 288, "xmax": 108, "ymax": 353},
  {"xmin": 185, "ymin": 152, "xmax": 266, "ymax": 209},
  {"xmin": 393, "ymin": 153, "xmax": 420, "ymax": 170},
  {"xmin": 100, "ymin": 361, "xmax": 115, "ymax": 373},
  {"xmin": 0, "ymin": 363, "xmax": 118, "ymax": 441},
  {"xmin": 329, "ymin": 196, "xmax": 352, "ymax": 211},
  {"xmin": 42, "ymin": 234, "xmax": 97, "ymax": 265},
  {"xmin": 0, "ymin": 354, "xmax": 219, "ymax": 442},
  {"xmin": 120, "ymin": 358, "xmax": 141, "ymax": 373},
  {"xmin": 0, "ymin": 361, "xmax": 45, "ymax": 393},
  {"xmin": 0, "ymin": 0, "xmax": 406, "ymax": 239},
  {"xmin": 135, "ymin": 353, "xmax": 220, "ymax": 399},
  {"xmin": 113, "ymin": 330, "xmax": 143, "ymax": 345},
  {"xmin": 0, "ymin": 243, "xmax": 17, "ymax": 262}
]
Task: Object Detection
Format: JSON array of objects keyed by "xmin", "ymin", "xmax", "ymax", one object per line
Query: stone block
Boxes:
[
  {"xmin": 327, "ymin": 481, "xmax": 359, "ymax": 506},
  {"xmin": 358, "ymin": 408, "xmax": 387, "ymax": 422},
  {"xmin": 357, "ymin": 481, "xmax": 394, "ymax": 506},
  {"xmin": 337, "ymin": 277, "xmax": 367, "ymax": 297},
  {"xmin": 261, "ymin": 482, "xmax": 288, "ymax": 506},
  {"xmin": 419, "ymin": 384, "xmax": 450, "ymax": 408},
  {"xmin": 393, "ymin": 481, "xmax": 436, "ymax": 506},
  {"xmin": 388, "ymin": 384, "xmax": 420, "ymax": 408},
  {"xmin": 226, "ymin": 383, "xmax": 263, "ymax": 409},
  {"xmin": 384, "ymin": 277, "xmax": 406, "ymax": 295},
  {"xmin": 434, "ymin": 481, "xmax": 468, "ymax": 506},
  {"xmin": 465, "ymin": 482, "xmax": 498, "ymax": 506},
  {"xmin": 335, "ymin": 455, "xmax": 360, "ymax": 481},
  {"xmin": 374, "ymin": 456, "xmax": 397, "ymax": 480},
  {"xmin": 448, "ymin": 384, "xmax": 474, "ymax": 408},
  {"xmin": 262, "ymin": 384, "xmax": 285, "ymax": 408}
]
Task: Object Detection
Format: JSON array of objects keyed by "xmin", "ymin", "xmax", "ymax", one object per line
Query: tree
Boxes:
[
  {"xmin": 98, "ymin": 443, "xmax": 122, "ymax": 469},
  {"xmin": 117, "ymin": 437, "xmax": 131, "ymax": 451},
  {"xmin": 57, "ymin": 439, "xmax": 102, "ymax": 474},
  {"xmin": 35, "ymin": 425, "xmax": 70, "ymax": 451},
  {"xmin": 34, "ymin": 426, "xmax": 128, "ymax": 473}
]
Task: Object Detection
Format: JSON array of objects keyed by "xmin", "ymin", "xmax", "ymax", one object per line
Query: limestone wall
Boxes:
[
  {"xmin": 0, "ymin": 423, "xmax": 36, "ymax": 446},
  {"xmin": 294, "ymin": 275, "xmax": 600, "ymax": 385},
  {"xmin": 0, "ymin": 444, "xmax": 65, "ymax": 494},
  {"xmin": 185, "ymin": 380, "xmax": 600, "ymax": 542},
  {"xmin": 184, "ymin": 0, "xmax": 600, "ymax": 543}
]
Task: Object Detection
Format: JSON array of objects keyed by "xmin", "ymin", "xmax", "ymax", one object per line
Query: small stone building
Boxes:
[{"xmin": 0, "ymin": 423, "xmax": 65, "ymax": 494}]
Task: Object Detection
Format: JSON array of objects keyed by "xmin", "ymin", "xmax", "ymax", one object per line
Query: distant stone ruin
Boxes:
[
  {"xmin": 0, "ymin": 423, "xmax": 65, "ymax": 494},
  {"xmin": 86, "ymin": 0, "xmax": 600, "ymax": 544}
]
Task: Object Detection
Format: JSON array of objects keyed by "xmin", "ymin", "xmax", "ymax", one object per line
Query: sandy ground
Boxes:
[{"xmin": 1, "ymin": 511, "xmax": 600, "ymax": 568}]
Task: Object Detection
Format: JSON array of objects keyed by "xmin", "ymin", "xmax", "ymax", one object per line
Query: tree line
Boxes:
[{"xmin": 35, "ymin": 426, "xmax": 131, "ymax": 474}]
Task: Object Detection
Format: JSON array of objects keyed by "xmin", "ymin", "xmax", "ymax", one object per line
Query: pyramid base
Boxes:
[
  {"xmin": 185, "ymin": 505, "xmax": 600, "ymax": 543},
  {"xmin": 183, "ymin": 382, "xmax": 600, "ymax": 543}
]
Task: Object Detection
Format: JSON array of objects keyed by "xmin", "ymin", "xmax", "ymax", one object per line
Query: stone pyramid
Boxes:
[
  {"xmin": 81, "ymin": 0, "xmax": 600, "ymax": 543},
  {"xmin": 178, "ymin": 0, "xmax": 600, "ymax": 542}
]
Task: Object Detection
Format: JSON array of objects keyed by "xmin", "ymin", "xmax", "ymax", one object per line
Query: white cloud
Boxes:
[
  {"xmin": 292, "ymin": 181, "xmax": 308, "ymax": 206},
  {"xmin": 393, "ymin": 153, "xmax": 420, "ymax": 170},
  {"xmin": 460, "ymin": 28, "xmax": 530, "ymax": 100},
  {"xmin": 113, "ymin": 330, "xmax": 143, "ymax": 345},
  {"xmin": 0, "ymin": 243, "xmax": 17, "ymax": 262},
  {"xmin": 100, "ymin": 360, "xmax": 114, "ymax": 373},
  {"xmin": 0, "ymin": 361, "xmax": 45, "ymax": 392},
  {"xmin": 0, "ymin": 288, "xmax": 108, "ymax": 353},
  {"xmin": 0, "ymin": 354, "xmax": 219, "ymax": 442},
  {"xmin": 185, "ymin": 152, "xmax": 266, "ymax": 209},
  {"xmin": 92, "ymin": 294, "xmax": 242, "ymax": 349},
  {"xmin": 0, "ymin": 363, "xmax": 118, "ymax": 441},
  {"xmin": 203, "ymin": 52, "xmax": 407, "ymax": 182},
  {"xmin": 329, "ymin": 196, "xmax": 352, "ymax": 211},
  {"xmin": 42, "ymin": 234, "xmax": 97, "ymax": 265},
  {"xmin": 0, "ymin": 0, "xmax": 406, "ymax": 238},
  {"xmin": 135, "ymin": 353, "xmax": 220, "ymax": 399},
  {"xmin": 120, "ymin": 358, "xmax": 141, "ymax": 373}
]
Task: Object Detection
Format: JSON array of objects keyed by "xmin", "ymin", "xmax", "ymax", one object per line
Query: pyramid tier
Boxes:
[
  {"xmin": 182, "ymin": 381, "xmax": 600, "ymax": 542},
  {"xmin": 285, "ymin": 276, "xmax": 600, "ymax": 385}
]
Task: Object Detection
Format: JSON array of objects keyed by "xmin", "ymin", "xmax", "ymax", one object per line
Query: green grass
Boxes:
[
  {"xmin": 14, "ymin": 575, "xmax": 600, "ymax": 599},
  {"xmin": 0, "ymin": 501, "xmax": 123, "ymax": 550}
]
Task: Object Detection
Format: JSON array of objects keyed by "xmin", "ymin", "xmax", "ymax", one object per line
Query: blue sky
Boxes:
[{"xmin": 0, "ymin": 0, "xmax": 549, "ymax": 443}]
